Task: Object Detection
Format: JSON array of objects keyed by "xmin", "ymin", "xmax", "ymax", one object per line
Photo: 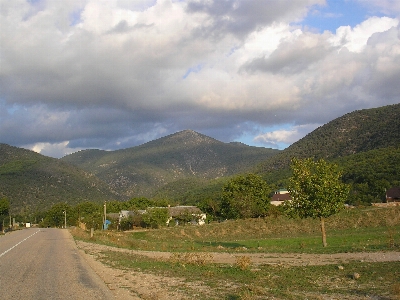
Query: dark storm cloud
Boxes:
[{"xmin": 0, "ymin": 0, "xmax": 399, "ymax": 157}]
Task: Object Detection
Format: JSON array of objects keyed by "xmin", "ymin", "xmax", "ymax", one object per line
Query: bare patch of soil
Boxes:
[
  {"xmin": 76, "ymin": 240, "xmax": 211, "ymax": 299},
  {"xmin": 75, "ymin": 240, "xmax": 400, "ymax": 299}
]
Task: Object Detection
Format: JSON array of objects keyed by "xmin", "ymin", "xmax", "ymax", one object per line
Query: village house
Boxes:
[
  {"xmin": 271, "ymin": 189, "xmax": 292, "ymax": 206},
  {"xmin": 166, "ymin": 205, "xmax": 206, "ymax": 226},
  {"xmin": 386, "ymin": 187, "xmax": 400, "ymax": 203},
  {"xmin": 117, "ymin": 206, "xmax": 206, "ymax": 226}
]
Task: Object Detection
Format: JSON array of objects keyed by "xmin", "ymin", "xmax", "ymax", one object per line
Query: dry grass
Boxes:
[
  {"xmin": 392, "ymin": 283, "xmax": 400, "ymax": 300},
  {"xmin": 235, "ymin": 256, "xmax": 251, "ymax": 270},
  {"xmin": 169, "ymin": 252, "xmax": 214, "ymax": 265}
]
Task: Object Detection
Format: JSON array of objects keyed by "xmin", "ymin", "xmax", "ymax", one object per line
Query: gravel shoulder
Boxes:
[{"xmin": 75, "ymin": 240, "xmax": 400, "ymax": 299}]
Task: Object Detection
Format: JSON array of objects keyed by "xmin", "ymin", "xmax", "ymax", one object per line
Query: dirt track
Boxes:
[{"xmin": 76, "ymin": 240, "xmax": 400, "ymax": 266}]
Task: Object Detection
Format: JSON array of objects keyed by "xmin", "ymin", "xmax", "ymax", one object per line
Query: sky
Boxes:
[{"xmin": 1, "ymin": 0, "xmax": 399, "ymax": 158}]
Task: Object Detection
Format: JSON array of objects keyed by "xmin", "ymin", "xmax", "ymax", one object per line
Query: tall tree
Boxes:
[
  {"xmin": 284, "ymin": 158, "xmax": 349, "ymax": 247},
  {"xmin": 0, "ymin": 198, "xmax": 10, "ymax": 216},
  {"xmin": 220, "ymin": 174, "xmax": 271, "ymax": 219},
  {"xmin": 42, "ymin": 203, "xmax": 72, "ymax": 228}
]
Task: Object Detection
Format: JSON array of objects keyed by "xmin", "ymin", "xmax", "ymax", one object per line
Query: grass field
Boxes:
[{"xmin": 71, "ymin": 206, "xmax": 400, "ymax": 299}]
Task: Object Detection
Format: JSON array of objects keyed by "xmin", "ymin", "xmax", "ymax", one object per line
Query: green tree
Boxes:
[
  {"xmin": 220, "ymin": 174, "xmax": 271, "ymax": 219},
  {"xmin": 119, "ymin": 216, "xmax": 134, "ymax": 231},
  {"xmin": 42, "ymin": 203, "xmax": 71, "ymax": 228},
  {"xmin": 284, "ymin": 158, "xmax": 350, "ymax": 247},
  {"xmin": 74, "ymin": 201, "xmax": 103, "ymax": 228},
  {"xmin": 0, "ymin": 198, "xmax": 10, "ymax": 216},
  {"xmin": 105, "ymin": 200, "xmax": 125, "ymax": 213},
  {"xmin": 198, "ymin": 197, "xmax": 220, "ymax": 221},
  {"xmin": 125, "ymin": 197, "xmax": 155, "ymax": 210},
  {"xmin": 142, "ymin": 207, "xmax": 169, "ymax": 228}
]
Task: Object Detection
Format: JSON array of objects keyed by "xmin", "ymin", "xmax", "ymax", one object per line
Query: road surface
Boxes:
[{"xmin": 0, "ymin": 228, "xmax": 114, "ymax": 300}]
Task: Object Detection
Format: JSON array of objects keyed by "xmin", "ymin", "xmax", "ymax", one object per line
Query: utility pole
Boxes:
[{"xmin": 103, "ymin": 201, "xmax": 107, "ymax": 230}]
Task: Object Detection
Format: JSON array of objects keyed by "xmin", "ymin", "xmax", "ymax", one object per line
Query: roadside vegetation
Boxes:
[
  {"xmin": 71, "ymin": 206, "xmax": 400, "ymax": 299},
  {"xmin": 71, "ymin": 206, "xmax": 400, "ymax": 254}
]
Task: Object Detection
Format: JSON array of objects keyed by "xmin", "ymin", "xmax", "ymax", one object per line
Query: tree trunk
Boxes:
[{"xmin": 320, "ymin": 216, "xmax": 327, "ymax": 247}]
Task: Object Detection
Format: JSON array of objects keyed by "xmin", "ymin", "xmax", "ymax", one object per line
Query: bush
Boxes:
[{"xmin": 142, "ymin": 208, "xmax": 169, "ymax": 229}]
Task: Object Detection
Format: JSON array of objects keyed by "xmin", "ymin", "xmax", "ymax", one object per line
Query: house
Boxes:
[
  {"xmin": 386, "ymin": 187, "xmax": 400, "ymax": 203},
  {"xmin": 166, "ymin": 206, "xmax": 206, "ymax": 226},
  {"xmin": 118, "ymin": 210, "xmax": 146, "ymax": 223},
  {"xmin": 118, "ymin": 206, "xmax": 206, "ymax": 226},
  {"xmin": 271, "ymin": 189, "xmax": 292, "ymax": 206}
]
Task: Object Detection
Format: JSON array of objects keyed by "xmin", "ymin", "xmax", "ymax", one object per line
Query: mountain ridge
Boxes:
[
  {"xmin": 61, "ymin": 129, "xmax": 280, "ymax": 197},
  {"xmin": 0, "ymin": 143, "xmax": 121, "ymax": 214},
  {"xmin": 257, "ymin": 103, "xmax": 400, "ymax": 173}
]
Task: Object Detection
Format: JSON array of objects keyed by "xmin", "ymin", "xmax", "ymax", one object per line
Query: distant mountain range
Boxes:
[
  {"xmin": 1, "ymin": 103, "xmax": 399, "ymax": 213},
  {"xmin": 1, "ymin": 131, "xmax": 279, "ymax": 213},
  {"xmin": 60, "ymin": 130, "xmax": 279, "ymax": 198}
]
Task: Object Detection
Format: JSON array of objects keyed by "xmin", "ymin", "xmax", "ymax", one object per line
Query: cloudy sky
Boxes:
[{"xmin": 1, "ymin": 0, "xmax": 399, "ymax": 158}]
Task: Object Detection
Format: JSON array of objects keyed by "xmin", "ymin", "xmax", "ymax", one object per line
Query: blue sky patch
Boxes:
[
  {"xmin": 300, "ymin": 0, "xmax": 373, "ymax": 33},
  {"xmin": 183, "ymin": 64, "xmax": 204, "ymax": 79}
]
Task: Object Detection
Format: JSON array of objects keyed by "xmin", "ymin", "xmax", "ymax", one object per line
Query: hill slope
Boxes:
[
  {"xmin": 61, "ymin": 130, "xmax": 280, "ymax": 197},
  {"xmin": 0, "ymin": 144, "xmax": 121, "ymax": 214},
  {"xmin": 258, "ymin": 103, "xmax": 400, "ymax": 172}
]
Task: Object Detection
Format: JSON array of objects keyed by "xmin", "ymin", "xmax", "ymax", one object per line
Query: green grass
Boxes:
[{"xmin": 205, "ymin": 225, "xmax": 400, "ymax": 254}]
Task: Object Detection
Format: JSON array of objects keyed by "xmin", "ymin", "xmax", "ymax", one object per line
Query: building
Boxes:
[
  {"xmin": 118, "ymin": 206, "xmax": 206, "ymax": 226},
  {"xmin": 271, "ymin": 189, "xmax": 292, "ymax": 206},
  {"xmin": 386, "ymin": 187, "xmax": 400, "ymax": 203},
  {"xmin": 166, "ymin": 206, "xmax": 206, "ymax": 226}
]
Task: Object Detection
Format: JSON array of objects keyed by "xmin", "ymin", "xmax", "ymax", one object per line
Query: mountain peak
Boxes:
[
  {"xmin": 61, "ymin": 129, "xmax": 279, "ymax": 197},
  {"xmin": 143, "ymin": 129, "xmax": 221, "ymax": 149},
  {"xmin": 174, "ymin": 129, "xmax": 218, "ymax": 141}
]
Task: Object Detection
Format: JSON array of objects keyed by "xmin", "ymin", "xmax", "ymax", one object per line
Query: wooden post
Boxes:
[{"xmin": 320, "ymin": 217, "xmax": 327, "ymax": 247}]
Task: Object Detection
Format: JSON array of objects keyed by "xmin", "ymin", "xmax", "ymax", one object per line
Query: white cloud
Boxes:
[
  {"xmin": 254, "ymin": 124, "xmax": 320, "ymax": 147},
  {"xmin": 29, "ymin": 141, "xmax": 79, "ymax": 158},
  {"xmin": 0, "ymin": 0, "xmax": 399, "ymax": 157},
  {"xmin": 329, "ymin": 16, "xmax": 399, "ymax": 52}
]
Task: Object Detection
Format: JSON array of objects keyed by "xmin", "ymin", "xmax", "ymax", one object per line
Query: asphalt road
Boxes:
[{"xmin": 0, "ymin": 228, "xmax": 114, "ymax": 300}]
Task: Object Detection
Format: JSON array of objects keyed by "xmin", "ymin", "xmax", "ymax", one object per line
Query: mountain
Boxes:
[
  {"xmin": 0, "ymin": 144, "xmax": 120, "ymax": 214},
  {"xmin": 257, "ymin": 103, "xmax": 400, "ymax": 173},
  {"xmin": 61, "ymin": 130, "xmax": 280, "ymax": 197}
]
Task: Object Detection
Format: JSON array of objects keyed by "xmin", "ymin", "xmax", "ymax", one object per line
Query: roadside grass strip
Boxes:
[{"xmin": 0, "ymin": 229, "xmax": 40, "ymax": 258}]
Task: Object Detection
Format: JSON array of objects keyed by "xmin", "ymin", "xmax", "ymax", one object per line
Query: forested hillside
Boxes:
[
  {"xmin": 338, "ymin": 146, "xmax": 400, "ymax": 204},
  {"xmin": 61, "ymin": 130, "xmax": 279, "ymax": 197},
  {"xmin": 0, "ymin": 144, "xmax": 121, "ymax": 214},
  {"xmin": 257, "ymin": 103, "xmax": 400, "ymax": 172}
]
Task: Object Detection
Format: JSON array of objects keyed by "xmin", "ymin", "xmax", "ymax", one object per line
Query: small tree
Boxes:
[
  {"xmin": 284, "ymin": 158, "xmax": 349, "ymax": 247},
  {"xmin": 220, "ymin": 173, "xmax": 271, "ymax": 219},
  {"xmin": 199, "ymin": 197, "xmax": 220, "ymax": 221},
  {"xmin": 142, "ymin": 207, "xmax": 169, "ymax": 228}
]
